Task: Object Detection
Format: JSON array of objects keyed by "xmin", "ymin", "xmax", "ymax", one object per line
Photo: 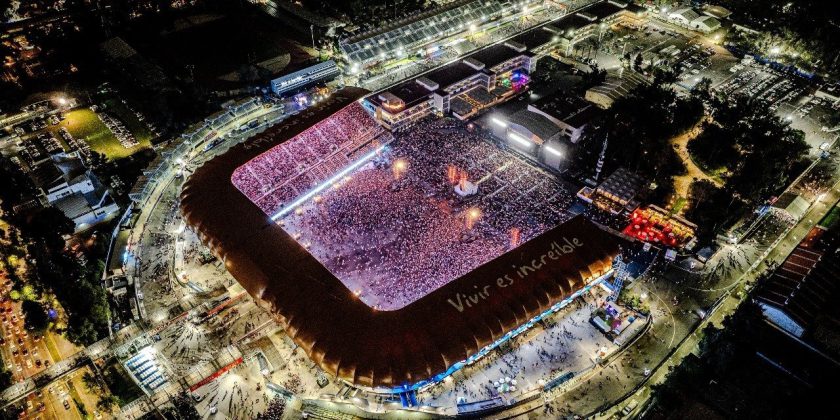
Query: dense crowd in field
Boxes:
[{"xmin": 281, "ymin": 119, "xmax": 577, "ymax": 309}]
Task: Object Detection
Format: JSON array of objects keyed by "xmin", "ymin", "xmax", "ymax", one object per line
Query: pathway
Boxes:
[{"xmin": 670, "ymin": 116, "xmax": 721, "ymax": 199}]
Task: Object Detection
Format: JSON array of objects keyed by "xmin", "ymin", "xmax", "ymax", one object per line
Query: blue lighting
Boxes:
[{"xmin": 271, "ymin": 145, "xmax": 386, "ymax": 221}]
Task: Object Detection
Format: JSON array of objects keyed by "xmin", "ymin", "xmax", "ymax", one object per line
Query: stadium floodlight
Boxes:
[
  {"xmin": 491, "ymin": 117, "xmax": 508, "ymax": 128},
  {"xmin": 271, "ymin": 145, "xmax": 386, "ymax": 220},
  {"xmin": 544, "ymin": 145, "xmax": 563, "ymax": 157},
  {"xmin": 508, "ymin": 132, "xmax": 532, "ymax": 148}
]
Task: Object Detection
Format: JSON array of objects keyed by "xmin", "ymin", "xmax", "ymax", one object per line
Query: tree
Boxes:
[
  {"xmin": 584, "ymin": 80, "xmax": 704, "ymax": 206},
  {"xmin": 67, "ymin": 320, "xmax": 100, "ymax": 346},
  {"xmin": 581, "ymin": 65, "xmax": 607, "ymax": 89},
  {"xmin": 633, "ymin": 53, "xmax": 643, "ymax": 71},
  {"xmin": 651, "ymin": 66, "xmax": 679, "ymax": 85},
  {"xmin": 23, "ymin": 207, "xmax": 74, "ymax": 251},
  {"xmin": 21, "ymin": 300, "xmax": 49, "ymax": 333},
  {"xmin": 0, "ymin": 364, "xmax": 12, "ymax": 390},
  {"xmin": 89, "ymin": 151, "xmax": 107, "ymax": 169},
  {"xmin": 684, "ymin": 180, "xmax": 745, "ymax": 242},
  {"xmin": 82, "ymin": 371, "xmax": 103, "ymax": 393},
  {"xmin": 165, "ymin": 392, "xmax": 200, "ymax": 420},
  {"xmin": 96, "ymin": 394, "xmax": 119, "ymax": 413},
  {"xmin": 690, "ymin": 77, "xmax": 714, "ymax": 105},
  {"xmin": 0, "ymin": 155, "xmax": 36, "ymax": 213}
]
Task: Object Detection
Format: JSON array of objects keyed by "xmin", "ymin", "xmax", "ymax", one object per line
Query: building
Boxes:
[
  {"xmin": 491, "ymin": 109, "xmax": 571, "ymax": 171},
  {"xmin": 339, "ymin": 0, "xmax": 541, "ymax": 69},
  {"xmin": 529, "ymin": 94, "xmax": 600, "ymax": 144},
  {"xmin": 29, "ymin": 153, "xmax": 119, "ymax": 231},
  {"xmin": 577, "ymin": 167, "xmax": 644, "ymax": 214},
  {"xmin": 270, "ymin": 60, "xmax": 340, "ymax": 96},
  {"xmin": 690, "ymin": 15, "xmax": 722, "ymax": 33},
  {"xmin": 585, "ymin": 70, "xmax": 648, "ymax": 109},
  {"xmin": 755, "ymin": 226, "xmax": 840, "ymax": 340},
  {"xmin": 365, "ymin": 41, "xmax": 537, "ymax": 130},
  {"xmin": 364, "ymin": 0, "xmax": 650, "ymax": 130},
  {"xmin": 668, "ymin": 7, "xmax": 701, "ymax": 26},
  {"xmin": 544, "ymin": 0, "xmax": 647, "ymax": 56},
  {"xmin": 701, "ymin": 4, "xmax": 733, "ymax": 20}
]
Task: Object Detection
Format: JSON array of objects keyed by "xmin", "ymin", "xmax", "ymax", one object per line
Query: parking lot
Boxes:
[{"xmin": 582, "ymin": 17, "xmax": 836, "ymax": 155}]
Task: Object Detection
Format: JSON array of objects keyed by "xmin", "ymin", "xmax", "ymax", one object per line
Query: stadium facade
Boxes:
[
  {"xmin": 182, "ymin": 87, "xmax": 622, "ymax": 391},
  {"xmin": 364, "ymin": 40, "xmax": 537, "ymax": 130},
  {"xmin": 363, "ymin": 0, "xmax": 647, "ymax": 132}
]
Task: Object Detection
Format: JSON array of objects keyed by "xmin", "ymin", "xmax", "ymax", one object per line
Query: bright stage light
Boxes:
[
  {"xmin": 272, "ymin": 145, "xmax": 386, "ymax": 220},
  {"xmin": 491, "ymin": 117, "xmax": 508, "ymax": 128},
  {"xmin": 544, "ymin": 146, "xmax": 563, "ymax": 157},
  {"xmin": 508, "ymin": 132, "xmax": 532, "ymax": 147}
]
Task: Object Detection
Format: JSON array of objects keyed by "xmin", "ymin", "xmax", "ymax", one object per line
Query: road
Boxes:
[{"xmin": 592, "ymin": 167, "xmax": 840, "ymax": 420}]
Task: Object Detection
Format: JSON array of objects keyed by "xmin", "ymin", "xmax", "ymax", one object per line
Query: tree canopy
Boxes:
[
  {"xmin": 689, "ymin": 97, "xmax": 808, "ymax": 204},
  {"xmin": 589, "ymin": 78, "xmax": 704, "ymax": 204}
]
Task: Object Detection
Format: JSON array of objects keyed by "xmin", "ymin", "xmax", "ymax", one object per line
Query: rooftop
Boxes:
[
  {"xmin": 425, "ymin": 60, "xmax": 481, "ymax": 90},
  {"xmin": 468, "ymin": 43, "xmax": 524, "ymax": 70},
  {"xmin": 756, "ymin": 226, "xmax": 840, "ymax": 332},
  {"xmin": 507, "ymin": 109, "xmax": 561, "ymax": 142},
  {"xmin": 367, "ymin": 79, "xmax": 433, "ymax": 109},
  {"xmin": 532, "ymin": 93, "xmax": 600, "ymax": 128}
]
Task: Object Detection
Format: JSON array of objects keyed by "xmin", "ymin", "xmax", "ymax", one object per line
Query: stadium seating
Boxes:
[{"xmin": 232, "ymin": 103, "xmax": 388, "ymax": 216}]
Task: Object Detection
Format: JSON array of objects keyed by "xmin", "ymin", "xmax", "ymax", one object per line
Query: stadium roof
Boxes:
[
  {"xmin": 367, "ymin": 80, "xmax": 434, "ymax": 109},
  {"xmin": 181, "ymin": 87, "xmax": 621, "ymax": 389},
  {"xmin": 340, "ymin": 0, "xmax": 525, "ymax": 64},
  {"xmin": 756, "ymin": 227, "xmax": 840, "ymax": 332},
  {"xmin": 584, "ymin": 0, "xmax": 629, "ymax": 20},
  {"xmin": 468, "ymin": 43, "xmax": 525, "ymax": 69},
  {"xmin": 513, "ymin": 26, "xmax": 558, "ymax": 50},
  {"xmin": 425, "ymin": 61, "xmax": 482, "ymax": 91}
]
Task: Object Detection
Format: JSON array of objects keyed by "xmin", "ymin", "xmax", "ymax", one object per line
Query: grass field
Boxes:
[
  {"xmin": 51, "ymin": 106, "xmax": 151, "ymax": 161},
  {"xmin": 819, "ymin": 205, "xmax": 840, "ymax": 229}
]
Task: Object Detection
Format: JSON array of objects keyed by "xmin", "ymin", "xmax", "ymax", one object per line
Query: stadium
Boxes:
[{"xmin": 181, "ymin": 87, "xmax": 621, "ymax": 392}]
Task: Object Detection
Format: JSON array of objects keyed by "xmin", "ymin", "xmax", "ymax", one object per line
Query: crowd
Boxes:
[
  {"xmin": 231, "ymin": 102, "xmax": 388, "ymax": 215},
  {"xmin": 280, "ymin": 119, "xmax": 576, "ymax": 310},
  {"xmin": 256, "ymin": 397, "xmax": 287, "ymax": 419},
  {"xmin": 423, "ymin": 291, "xmax": 611, "ymax": 407}
]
